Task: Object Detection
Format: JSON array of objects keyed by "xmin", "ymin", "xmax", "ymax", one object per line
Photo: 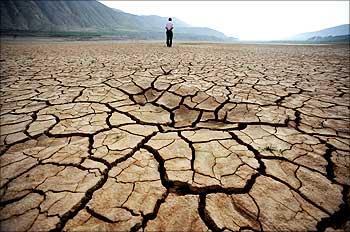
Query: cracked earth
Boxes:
[{"xmin": 0, "ymin": 42, "xmax": 349, "ymax": 231}]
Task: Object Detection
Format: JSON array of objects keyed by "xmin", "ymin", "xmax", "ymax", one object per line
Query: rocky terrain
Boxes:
[{"xmin": 0, "ymin": 41, "xmax": 349, "ymax": 231}]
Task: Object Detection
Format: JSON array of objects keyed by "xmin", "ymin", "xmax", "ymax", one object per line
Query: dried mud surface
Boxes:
[{"xmin": 0, "ymin": 42, "xmax": 349, "ymax": 231}]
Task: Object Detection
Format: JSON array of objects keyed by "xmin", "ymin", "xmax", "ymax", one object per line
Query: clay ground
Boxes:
[{"xmin": 0, "ymin": 41, "xmax": 349, "ymax": 231}]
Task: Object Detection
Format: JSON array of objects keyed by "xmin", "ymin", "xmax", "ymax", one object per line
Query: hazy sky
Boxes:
[{"xmin": 100, "ymin": 1, "xmax": 349, "ymax": 40}]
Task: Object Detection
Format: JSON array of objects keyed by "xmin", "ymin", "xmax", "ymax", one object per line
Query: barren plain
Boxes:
[{"xmin": 0, "ymin": 42, "xmax": 349, "ymax": 231}]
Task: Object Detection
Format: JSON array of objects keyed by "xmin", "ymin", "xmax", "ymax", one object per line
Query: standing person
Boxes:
[{"xmin": 165, "ymin": 18, "xmax": 174, "ymax": 47}]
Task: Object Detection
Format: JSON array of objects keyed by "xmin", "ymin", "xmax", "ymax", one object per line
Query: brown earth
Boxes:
[{"xmin": 0, "ymin": 41, "xmax": 349, "ymax": 231}]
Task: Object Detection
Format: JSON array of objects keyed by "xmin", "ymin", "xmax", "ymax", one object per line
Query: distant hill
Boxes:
[
  {"xmin": 307, "ymin": 34, "xmax": 350, "ymax": 43},
  {"xmin": 0, "ymin": 0, "xmax": 237, "ymax": 41},
  {"xmin": 110, "ymin": 9, "xmax": 191, "ymax": 30},
  {"xmin": 175, "ymin": 27, "xmax": 226, "ymax": 39},
  {"xmin": 288, "ymin": 24, "xmax": 350, "ymax": 41},
  {"xmin": 112, "ymin": 9, "xmax": 190, "ymax": 28}
]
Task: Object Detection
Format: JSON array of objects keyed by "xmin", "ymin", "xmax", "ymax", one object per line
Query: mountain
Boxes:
[
  {"xmin": 307, "ymin": 35, "xmax": 350, "ymax": 43},
  {"xmin": 112, "ymin": 9, "xmax": 190, "ymax": 28},
  {"xmin": 0, "ymin": 0, "xmax": 236, "ymax": 41},
  {"xmin": 0, "ymin": 0, "xmax": 141, "ymax": 31},
  {"xmin": 288, "ymin": 24, "xmax": 350, "ymax": 41}
]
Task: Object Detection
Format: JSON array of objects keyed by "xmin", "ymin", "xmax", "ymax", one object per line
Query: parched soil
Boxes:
[{"xmin": 0, "ymin": 41, "xmax": 349, "ymax": 231}]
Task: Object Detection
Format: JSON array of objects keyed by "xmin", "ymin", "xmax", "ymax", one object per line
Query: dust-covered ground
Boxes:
[{"xmin": 0, "ymin": 41, "xmax": 349, "ymax": 231}]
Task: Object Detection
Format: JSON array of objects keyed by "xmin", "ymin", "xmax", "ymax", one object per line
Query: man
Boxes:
[{"xmin": 165, "ymin": 18, "xmax": 174, "ymax": 47}]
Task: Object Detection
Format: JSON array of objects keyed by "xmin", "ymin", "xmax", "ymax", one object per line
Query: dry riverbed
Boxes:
[{"xmin": 0, "ymin": 41, "xmax": 349, "ymax": 231}]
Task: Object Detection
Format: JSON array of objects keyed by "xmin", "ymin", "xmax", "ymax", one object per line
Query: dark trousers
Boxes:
[{"xmin": 166, "ymin": 30, "xmax": 173, "ymax": 47}]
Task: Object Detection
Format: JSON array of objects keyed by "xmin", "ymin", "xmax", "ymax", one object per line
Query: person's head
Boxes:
[{"xmin": 168, "ymin": 18, "xmax": 172, "ymax": 21}]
